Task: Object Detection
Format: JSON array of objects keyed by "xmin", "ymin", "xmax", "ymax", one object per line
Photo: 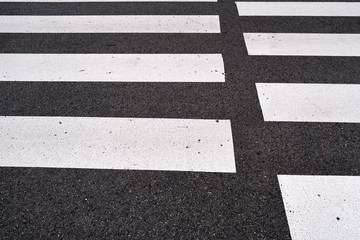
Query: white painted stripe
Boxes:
[
  {"xmin": 236, "ymin": 2, "xmax": 360, "ymax": 16},
  {"xmin": 256, "ymin": 83, "xmax": 360, "ymax": 123},
  {"xmin": 1, "ymin": 0, "xmax": 216, "ymax": 2},
  {"xmin": 244, "ymin": 33, "xmax": 360, "ymax": 56},
  {"xmin": 0, "ymin": 15, "xmax": 220, "ymax": 33},
  {"xmin": 278, "ymin": 175, "xmax": 360, "ymax": 240},
  {"xmin": 0, "ymin": 54, "xmax": 225, "ymax": 82},
  {"xmin": 0, "ymin": 116, "xmax": 236, "ymax": 173}
]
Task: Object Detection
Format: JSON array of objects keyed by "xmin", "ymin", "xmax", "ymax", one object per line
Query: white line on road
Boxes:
[
  {"xmin": 236, "ymin": 2, "xmax": 360, "ymax": 16},
  {"xmin": 256, "ymin": 83, "xmax": 360, "ymax": 123},
  {"xmin": 0, "ymin": 54, "xmax": 225, "ymax": 82},
  {"xmin": 244, "ymin": 33, "xmax": 360, "ymax": 56},
  {"xmin": 0, "ymin": 116, "xmax": 236, "ymax": 173},
  {"xmin": 0, "ymin": 0, "xmax": 217, "ymax": 2},
  {"xmin": 0, "ymin": 15, "xmax": 220, "ymax": 33},
  {"xmin": 278, "ymin": 175, "xmax": 360, "ymax": 240}
]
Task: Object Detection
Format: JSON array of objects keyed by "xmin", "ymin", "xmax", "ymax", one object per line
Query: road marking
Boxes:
[
  {"xmin": 236, "ymin": 2, "xmax": 360, "ymax": 17},
  {"xmin": 244, "ymin": 33, "xmax": 360, "ymax": 56},
  {"xmin": 0, "ymin": 54, "xmax": 225, "ymax": 82},
  {"xmin": 278, "ymin": 175, "xmax": 360, "ymax": 240},
  {"xmin": 256, "ymin": 83, "xmax": 360, "ymax": 123},
  {"xmin": 0, "ymin": 15, "xmax": 220, "ymax": 33},
  {"xmin": 1, "ymin": 0, "xmax": 217, "ymax": 1},
  {"xmin": 0, "ymin": 116, "xmax": 236, "ymax": 173}
]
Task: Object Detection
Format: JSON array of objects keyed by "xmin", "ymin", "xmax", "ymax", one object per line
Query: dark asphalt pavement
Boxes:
[{"xmin": 0, "ymin": 1, "xmax": 359, "ymax": 239}]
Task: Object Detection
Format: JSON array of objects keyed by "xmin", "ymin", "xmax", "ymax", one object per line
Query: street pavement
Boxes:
[{"xmin": 0, "ymin": 1, "xmax": 359, "ymax": 239}]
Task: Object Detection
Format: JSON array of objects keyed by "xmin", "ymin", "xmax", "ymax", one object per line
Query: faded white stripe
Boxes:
[
  {"xmin": 0, "ymin": 116, "xmax": 236, "ymax": 173},
  {"xmin": 256, "ymin": 83, "xmax": 360, "ymax": 123},
  {"xmin": 278, "ymin": 175, "xmax": 360, "ymax": 240},
  {"xmin": 244, "ymin": 33, "xmax": 360, "ymax": 56},
  {"xmin": 0, "ymin": 15, "xmax": 220, "ymax": 33},
  {"xmin": 0, "ymin": 54, "xmax": 225, "ymax": 82},
  {"xmin": 236, "ymin": 2, "xmax": 360, "ymax": 16}
]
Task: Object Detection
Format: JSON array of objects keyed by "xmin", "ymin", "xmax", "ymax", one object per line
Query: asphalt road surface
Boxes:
[{"xmin": 0, "ymin": 1, "xmax": 359, "ymax": 239}]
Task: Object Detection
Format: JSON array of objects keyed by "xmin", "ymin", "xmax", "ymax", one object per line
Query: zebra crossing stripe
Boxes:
[
  {"xmin": 1, "ymin": 0, "xmax": 216, "ymax": 1},
  {"xmin": 236, "ymin": 2, "xmax": 360, "ymax": 17},
  {"xmin": 0, "ymin": 116, "xmax": 236, "ymax": 173},
  {"xmin": 256, "ymin": 83, "xmax": 360, "ymax": 123},
  {"xmin": 244, "ymin": 33, "xmax": 360, "ymax": 56},
  {"xmin": 0, "ymin": 54, "xmax": 225, "ymax": 82},
  {"xmin": 278, "ymin": 175, "xmax": 360, "ymax": 240},
  {"xmin": 0, "ymin": 15, "xmax": 220, "ymax": 33}
]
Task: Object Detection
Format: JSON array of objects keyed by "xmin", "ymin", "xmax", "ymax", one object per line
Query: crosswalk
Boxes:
[
  {"xmin": 0, "ymin": 116, "xmax": 235, "ymax": 172},
  {"xmin": 0, "ymin": 0, "xmax": 231, "ymax": 172},
  {"xmin": 239, "ymin": 2, "xmax": 360, "ymax": 124},
  {"xmin": 236, "ymin": 2, "xmax": 360, "ymax": 17},
  {"xmin": 244, "ymin": 33, "xmax": 360, "ymax": 56},
  {"xmin": 0, "ymin": 15, "xmax": 221, "ymax": 33},
  {"xmin": 237, "ymin": 2, "xmax": 360, "ymax": 122},
  {"xmin": 278, "ymin": 175, "xmax": 360, "ymax": 240},
  {"xmin": 0, "ymin": 54, "xmax": 225, "ymax": 82},
  {"xmin": 239, "ymin": 1, "xmax": 360, "ymax": 239},
  {"xmin": 0, "ymin": 0, "xmax": 359, "ymax": 239},
  {"xmin": 256, "ymin": 83, "xmax": 360, "ymax": 123}
]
